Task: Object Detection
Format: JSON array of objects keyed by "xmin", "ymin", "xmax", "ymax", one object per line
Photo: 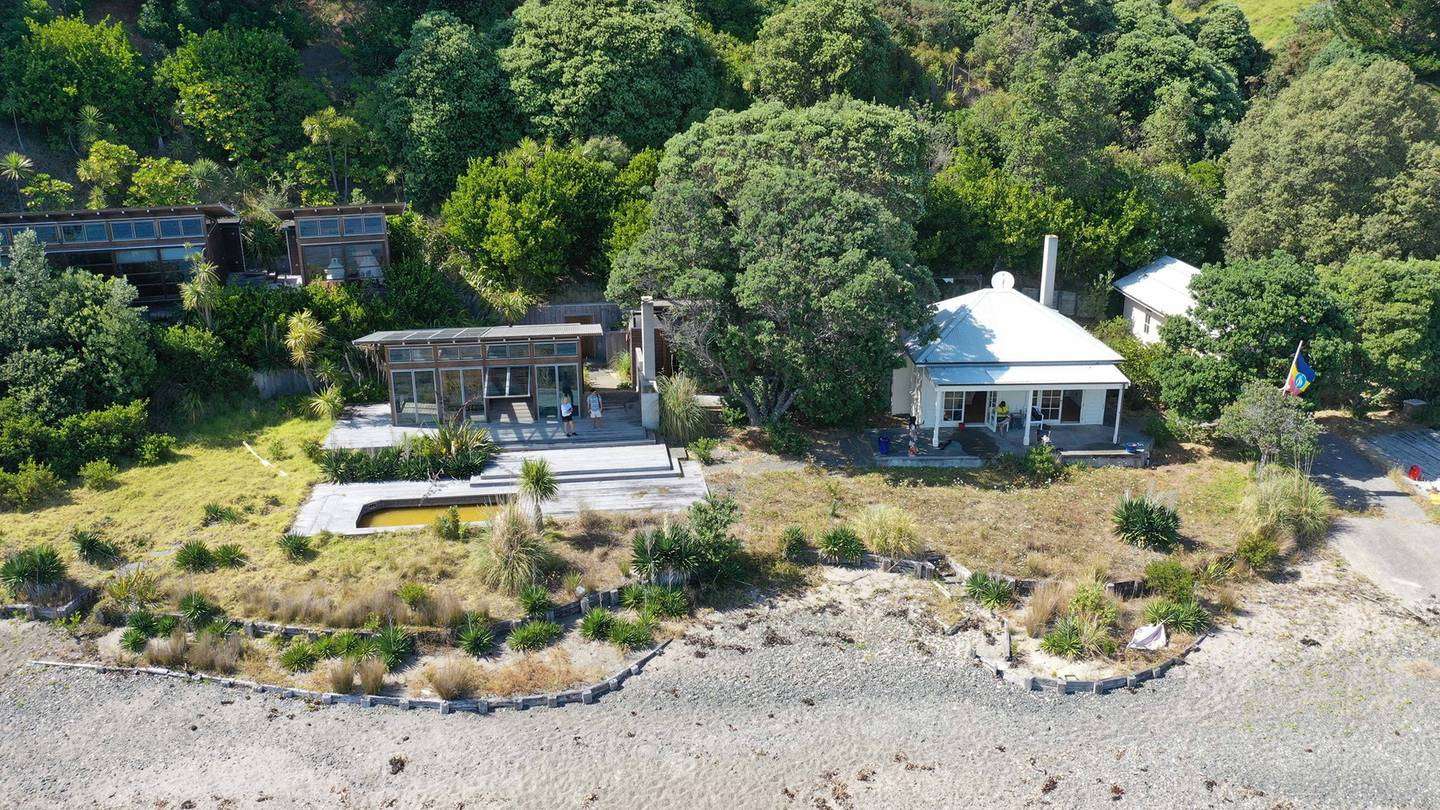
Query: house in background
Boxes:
[
  {"xmin": 1112, "ymin": 256, "xmax": 1200, "ymax": 344},
  {"xmin": 892, "ymin": 235, "xmax": 1131, "ymax": 449},
  {"xmin": 0, "ymin": 204, "xmax": 243, "ymax": 310},
  {"xmin": 271, "ymin": 203, "xmax": 406, "ymax": 283}
]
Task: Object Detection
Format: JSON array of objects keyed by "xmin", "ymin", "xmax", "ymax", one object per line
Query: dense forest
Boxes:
[{"xmin": 2, "ymin": 0, "xmax": 1440, "ymax": 496}]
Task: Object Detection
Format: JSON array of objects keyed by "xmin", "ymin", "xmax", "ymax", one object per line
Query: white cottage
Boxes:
[
  {"xmin": 1112, "ymin": 256, "xmax": 1200, "ymax": 344},
  {"xmin": 891, "ymin": 236, "xmax": 1130, "ymax": 448}
]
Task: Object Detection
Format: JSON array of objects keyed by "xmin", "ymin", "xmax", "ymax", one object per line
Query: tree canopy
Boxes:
[
  {"xmin": 1156, "ymin": 252, "xmax": 1362, "ymax": 419},
  {"xmin": 1223, "ymin": 58, "xmax": 1440, "ymax": 266},
  {"xmin": 1, "ymin": 16, "xmax": 150, "ymax": 146},
  {"xmin": 0, "ymin": 232, "xmax": 155, "ymax": 420},
  {"xmin": 1320, "ymin": 255, "xmax": 1440, "ymax": 400},
  {"xmin": 501, "ymin": 0, "xmax": 719, "ymax": 148},
  {"xmin": 157, "ymin": 26, "xmax": 326, "ymax": 163},
  {"xmin": 749, "ymin": 0, "xmax": 906, "ymax": 106},
  {"xmin": 378, "ymin": 12, "xmax": 519, "ymax": 210},
  {"xmin": 608, "ymin": 98, "xmax": 936, "ymax": 426}
]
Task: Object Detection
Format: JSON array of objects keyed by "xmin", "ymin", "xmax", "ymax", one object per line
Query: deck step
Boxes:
[{"xmin": 472, "ymin": 443, "xmax": 680, "ymax": 486}]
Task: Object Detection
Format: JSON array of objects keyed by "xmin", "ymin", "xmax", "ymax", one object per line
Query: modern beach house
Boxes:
[
  {"xmin": 892, "ymin": 235, "xmax": 1131, "ymax": 448},
  {"xmin": 352, "ymin": 323, "xmax": 605, "ymax": 427}
]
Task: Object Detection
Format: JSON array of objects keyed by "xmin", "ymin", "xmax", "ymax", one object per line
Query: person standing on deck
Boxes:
[{"xmin": 587, "ymin": 389, "xmax": 603, "ymax": 429}]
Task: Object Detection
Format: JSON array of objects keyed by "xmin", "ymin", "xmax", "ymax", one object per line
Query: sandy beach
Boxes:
[{"xmin": 2, "ymin": 554, "xmax": 1437, "ymax": 808}]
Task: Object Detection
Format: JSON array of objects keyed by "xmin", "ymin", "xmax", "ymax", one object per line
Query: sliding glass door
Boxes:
[
  {"xmin": 439, "ymin": 368, "xmax": 486, "ymax": 424},
  {"xmin": 535, "ymin": 364, "xmax": 581, "ymax": 420},
  {"xmin": 392, "ymin": 369, "xmax": 439, "ymax": 426}
]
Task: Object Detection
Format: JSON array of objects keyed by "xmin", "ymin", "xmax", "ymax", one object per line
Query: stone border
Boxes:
[
  {"xmin": 873, "ymin": 555, "xmax": 1203, "ymax": 697},
  {"xmin": 934, "ymin": 554, "xmax": 1146, "ymax": 600},
  {"xmin": 971, "ymin": 628, "xmax": 1210, "ymax": 696},
  {"xmin": 2, "ymin": 587, "xmax": 94, "ymax": 621},
  {"xmin": 30, "ymin": 639, "xmax": 671, "ymax": 714}
]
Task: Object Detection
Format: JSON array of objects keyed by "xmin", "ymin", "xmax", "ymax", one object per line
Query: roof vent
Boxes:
[{"xmin": 990, "ymin": 270, "xmax": 1015, "ymax": 290}]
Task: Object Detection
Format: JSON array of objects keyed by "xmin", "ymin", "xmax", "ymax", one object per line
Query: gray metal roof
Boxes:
[{"xmin": 353, "ymin": 323, "xmax": 604, "ymax": 346}]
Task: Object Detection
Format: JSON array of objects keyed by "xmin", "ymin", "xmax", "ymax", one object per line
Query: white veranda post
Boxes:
[
  {"xmin": 1022, "ymin": 388, "xmax": 1034, "ymax": 447},
  {"xmin": 932, "ymin": 387, "xmax": 943, "ymax": 448},
  {"xmin": 1112, "ymin": 385, "xmax": 1125, "ymax": 444}
]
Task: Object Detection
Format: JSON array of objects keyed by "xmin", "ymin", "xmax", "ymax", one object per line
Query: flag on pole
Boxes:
[{"xmin": 1283, "ymin": 342, "xmax": 1315, "ymax": 396}]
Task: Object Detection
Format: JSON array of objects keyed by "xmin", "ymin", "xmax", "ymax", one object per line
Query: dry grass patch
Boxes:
[
  {"xmin": 186, "ymin": 633, "xmax": 245, "ymax": 674},
  {"xmin": 1022, "ymin": 582, "xmax": 1072, "ymax": 638},
  {"xmin": 421, "ymin": 656, "xmax": 481, "ymax": 699},
  {"xmin": 357, "ymin": 657, "xmax": 387, "ymax": 695},
  {"xmin": 315, "ymin": 657, "xmax": 356, "ymax": 694},
  {"xmin": 144, "ymin": 630, "xmax": 188, "ymax": 668},
  {"xmin": 478, "ymin": 648, "xmax": 598, "ymax": 697},
  {"xmin": 712, "ymin": 457, "xmax": 1251, "ymax": 580}
]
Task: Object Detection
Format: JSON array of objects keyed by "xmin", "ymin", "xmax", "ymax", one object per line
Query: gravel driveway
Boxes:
[
  {"xmin": 4, "ymin": 559, "xmax": 1439, "ymax": 808},
  {"xmin": 1314, "ymin": 433, "xmax": 1440, "ymax": 610}
]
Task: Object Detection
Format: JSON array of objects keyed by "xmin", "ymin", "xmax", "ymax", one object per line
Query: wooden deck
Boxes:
[
  {"xmin": 323, "ymin": 402, "xmax": 651, "ymax": 451},
  {"xmin": 1367, "ymin": 430, "xmax": 1440, "ymax": 476}
]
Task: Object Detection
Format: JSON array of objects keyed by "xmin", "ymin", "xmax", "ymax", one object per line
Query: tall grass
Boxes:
[
  {"xmin": 853, "ymin": 504, "xmax": 923, "ymax": 560},
  {"xmin": 658, "ymin": 373, "xmax": 706, "ymax": 445},
  {"xmin": 1248, "ymin": 467, "xmax": 1333, "ymax": 544},
  {"xmin": 423, "ymin": 656, "xmax": 480, "ymax": 700},
  {"xmin": 1022, "ymin": 582, "xmax": 1071, "ymax": 638},
  {"xmin": 476, "ymin": 501, "xmax": 550, "ymax": 594}
]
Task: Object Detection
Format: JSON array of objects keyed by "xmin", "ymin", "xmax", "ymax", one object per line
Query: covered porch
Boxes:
[{"xmin": 915, "ymin": 363, "xmax": 1132, "ymax": 449}]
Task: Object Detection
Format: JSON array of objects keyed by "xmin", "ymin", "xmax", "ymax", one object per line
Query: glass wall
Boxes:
[
  {"xmin": 440, "ymin": 368, "xmax": 486, "ymax": 423},
  {"xmin": 392, "ymin": 369, "xmax": 439, "ymax": 426}
]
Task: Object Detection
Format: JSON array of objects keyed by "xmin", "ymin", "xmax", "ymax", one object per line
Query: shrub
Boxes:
[
  {"xmin": 280, "ymin": 641, "xmax": 320, "ymax": 672},
  {"xmin": 764, "ymin": 420, "xmax": 810, "ymax": 457},
  {"xmin": 264, "ymin": 438, "xmax": 290, "ymax": 460},
  {"xmin": 1144, "ymin": 559, "xmax": 1194, "ymax": 599},
  {"xmin": 201, "ymin": 502, "xmax": 241, "ymax": 526},
  {"xmin": 507, "ymin": 619, "xmax": 563, "ymax": 651},
  {"xmin": 212, "ymin": 543, "xmax": 248, "ymax": 569},
  {"xmin": 316, "ymin": 425, "xmax": 497, "ymax": 483},
  {"xmin": 1235, "ymin": 529, "xmax": 1281, "ymax": 573},
  {"xmin": 1, "ymin": 545, "xmax": 67, "ymax": 599},
  {"xmin": 372, "ymin": 623, "xmax": 414, "ymax": 669},
  {"xmin": 79, "ymin": 460, "xmax": 120, "ymax": 490},
  {"xmin": 298, "ymin": 438, "xmax": 323, "ymax": 463},
  {"xmin": 477, "ymin": 501, "xmax": 549, "ymax": 593},
  {"xmin": 455, "ymin": 612, "xmax": 496, "ymax": 657},
  {"xmin": 187, "ymin": 633, "xmax": 244, "ymax": 674},
  {"xmin": 1022, "ymin": 582, "xmax": 1070, "ymax": 638},
  {"xmin": 137, "ymin": 433, "xmax": 176, "ymax": 465},
  {"xmin": 318, "ymin": 657, "xmax": 356, "ymax": 694},
  {"xmin": 396, "ymin": 582, "xmax": 430, "ymax": 610},
  {"xmin": 120, "ymin": 626, "xmax": 151, "ymax": 655},
  {"xmin": 1144, "ymin": 597, "xmax": 1209, "ymax": 634},
  {"xmin": 144, "ymin": 630, "xmax": 189, "ymax": 668},
  {"xmin": 853, "ymin": 504, "xmax": 923, "ymax": 560},
  {"xmin": 648, "ymin": 586, "xmax": 689, "ymax": 618},
  {"xmin": 630, "ymin": 524, "xmax": 699, "ymax": 587},
  {"xmin": 687, "ymin": 437, "xmax": 719, "ymax": 465},
  {"xmin": 687, "ymin": 495, "xmax": 744, "ymax": 584},
  {"xmin": 0, "ymin": 460, "xmax": 63, "ymax": 510},
  {"xmin": 579, "ymin": 607, "xmax": 614, "ymax": 641},
  {"xmin": 619, "ymin": 583, "xmax": 647, "ymax": 609},
  {"xmin": 173, "ymin": 539, "xmax": 215, "ymax": 572},
  {"xmin": 607, "ymin": 615, "xmax": 656, "ymax": 650},
  {"xmin": 433, "ymin": 506, "xmax": 466, "ymax": 541},
  {"xmin": 312, "ymin": 630, "xmax": 376, "ymax": 660},
  {"xmin": 1074, "ymin": 614, "xmax": 1117, "ymax": 657},
  {"xmin": 424, "ymin": 656, "xmax": 480, "ymax": 700},
  {"xmin": 178, "ymin": 592, "xmax": 224, "ymax": 627},
  {"xmin": 1021, "ymin": 445, "xmax": 1065, "ymax": 483},
  {"xmin": 357, "ymin": 656, "xmax": 387, "ymax": 694},
  {"xmin": 964, "ymin": 572, "xmax": 1015, "ymax": 610},
  {"xmin": 518, "ymin": 584, "xmax": 554, "ymax": 616},
  {"xmin": 1040, "ymin": 615, "xmax": 1083, "ymax": 658},
  {"xmin": 1250, "ymin": 468, "xmax": 1333, "ymax": 543},
  {"xmin": 816, "ymin": 526, "xmax": 864, "ymax": 565},
  {"xmin": 278, "ymin": 533, "xmax": 314, "ymax": 562},
  {"xmin": 658, "ymin": 373, "xmax": 706, "ymax": 445},
  {"xmin": 1068, "ymin": 580, "xmax": 1119, "ymax": 628},
  {"xmin": 779, "ymin": 526, "xmax": 808, "ymax": 562},
  {"xmin": 71, "ymin": 529, "xmax": 120, "ymax": 566},
  {"xmin": 1193, "ymin": 555, "xmax": 1233, "ymax": 586},
  {"xmin": 106, "ymin": 570, "xmax": 162, "ymax": 612},
  {"xmin": 1112, "ymin": 492, "xmax": 1181, "ymax": 551}
]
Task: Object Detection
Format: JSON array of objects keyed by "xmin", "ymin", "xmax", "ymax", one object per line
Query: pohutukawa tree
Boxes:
[{"xmin": 607, "ymin": 98, "xmax": 938, "ymax": 427}]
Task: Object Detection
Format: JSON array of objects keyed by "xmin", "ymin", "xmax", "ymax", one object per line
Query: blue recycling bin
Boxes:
[{"xmin": 877, "ymin": 434, "xmax": 892, "ymax": 455}]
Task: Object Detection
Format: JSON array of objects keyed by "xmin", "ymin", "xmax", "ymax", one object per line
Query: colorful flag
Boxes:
[{"xmin": 1283, "ymin": 343, "xmax": 1315, "ymax": 396}]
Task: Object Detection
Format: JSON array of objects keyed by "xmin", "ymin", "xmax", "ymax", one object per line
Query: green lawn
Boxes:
[{"xmin": 1172, "ymin": 0, "xmax": 1314, "ymax": 46}]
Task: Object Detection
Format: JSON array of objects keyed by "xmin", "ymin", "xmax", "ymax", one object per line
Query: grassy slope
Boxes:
[
  {"xmin": 1173, "ymin": 0, "xmax": 1314, "ymax": 47},
  {"xmin": 713, "ymin": 452, "xmax": 1251, "ymax": 581},
  {"xmin": 0, "ymin": 398, "xmax": 633, "ymax": 622}
]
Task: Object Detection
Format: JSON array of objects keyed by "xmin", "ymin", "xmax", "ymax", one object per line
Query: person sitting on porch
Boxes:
[
  {"xmin": 996, "ymin": 401, "xmax": 1010, "ymax": 434},
  {"xmin": 587, "ymin": 390, "xmax": 603, "ymax": 429}
]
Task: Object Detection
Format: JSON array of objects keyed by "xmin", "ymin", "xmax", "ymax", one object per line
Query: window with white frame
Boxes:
[
  {"xmin": 1035, "ymin": 389, "xmax": 1063, "ymax": 421},
  {"xmin": 942, "ymin": 391, "xmax": 965, "ymax": 422}
]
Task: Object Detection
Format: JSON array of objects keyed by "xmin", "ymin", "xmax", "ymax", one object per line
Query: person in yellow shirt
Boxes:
[{"xmin": 996, "ymin": 400, "xmax": 1010, "ymax": 435}]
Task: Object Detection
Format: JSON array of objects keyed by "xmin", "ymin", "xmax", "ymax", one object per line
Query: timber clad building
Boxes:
[
  {"xmin": 0, "ymin": 204, "xmax": 242, "ymax": 307},
  {"xmin": 0, "ymin": 202, "xmax": 406, "ymax": 310},
  {"xmin": 354, "ymin": 323, "xmax": 604, "ymax": 427}
]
